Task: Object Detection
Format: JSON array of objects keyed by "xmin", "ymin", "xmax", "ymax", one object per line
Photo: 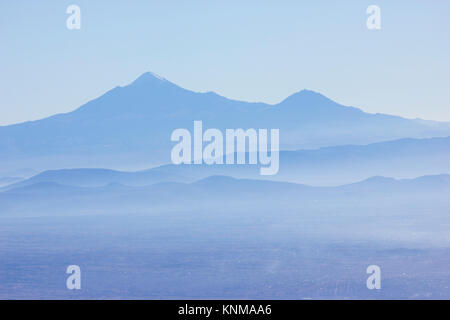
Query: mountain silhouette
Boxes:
[{"xmin": 1, "ymin": 72, "xmax": 450, "ymax": 174}]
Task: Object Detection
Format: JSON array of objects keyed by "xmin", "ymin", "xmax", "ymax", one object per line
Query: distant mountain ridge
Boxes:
[
  {"xmin": 4, "ymin": 172, "xmax": 450, "ymax": 196},
  {"xmin": 1, "ymin": 173, "xmax": 449, "ymax": 218},
  {"xmin": 7, "ymin": 173, "xmax": 450, "ymax": 194},
  {"xmin": 2, "ymin": 134, "xmax": 450, "ymax": 188},
  {"xmin": 1, "ymin": 167, "xmax": 192, "ymax": 191},
  {"xmin": 1, "ymin": 72, "xmax": 450, "ymax": 174},
  {"xmin": 147, "ymin": 135, "xmax": 450, "ymax": 185}
]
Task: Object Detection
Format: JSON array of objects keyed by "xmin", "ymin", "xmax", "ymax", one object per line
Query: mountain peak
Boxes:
[
  {"xmin": 144, "ymin": 71, "xmax": 167, "ymax": 81},
  {"xmin": 279, "ymin": 89, "xmax": 336, "ymax": 106},
  {"xmin": 130, "ymin": 72, "xmax": 169, "ymax": 86}
]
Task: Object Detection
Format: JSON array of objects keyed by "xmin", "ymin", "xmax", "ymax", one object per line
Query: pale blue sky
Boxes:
[{"xmin": 0, "ymin": 0, "xmax": 449, "ymax": 125}]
